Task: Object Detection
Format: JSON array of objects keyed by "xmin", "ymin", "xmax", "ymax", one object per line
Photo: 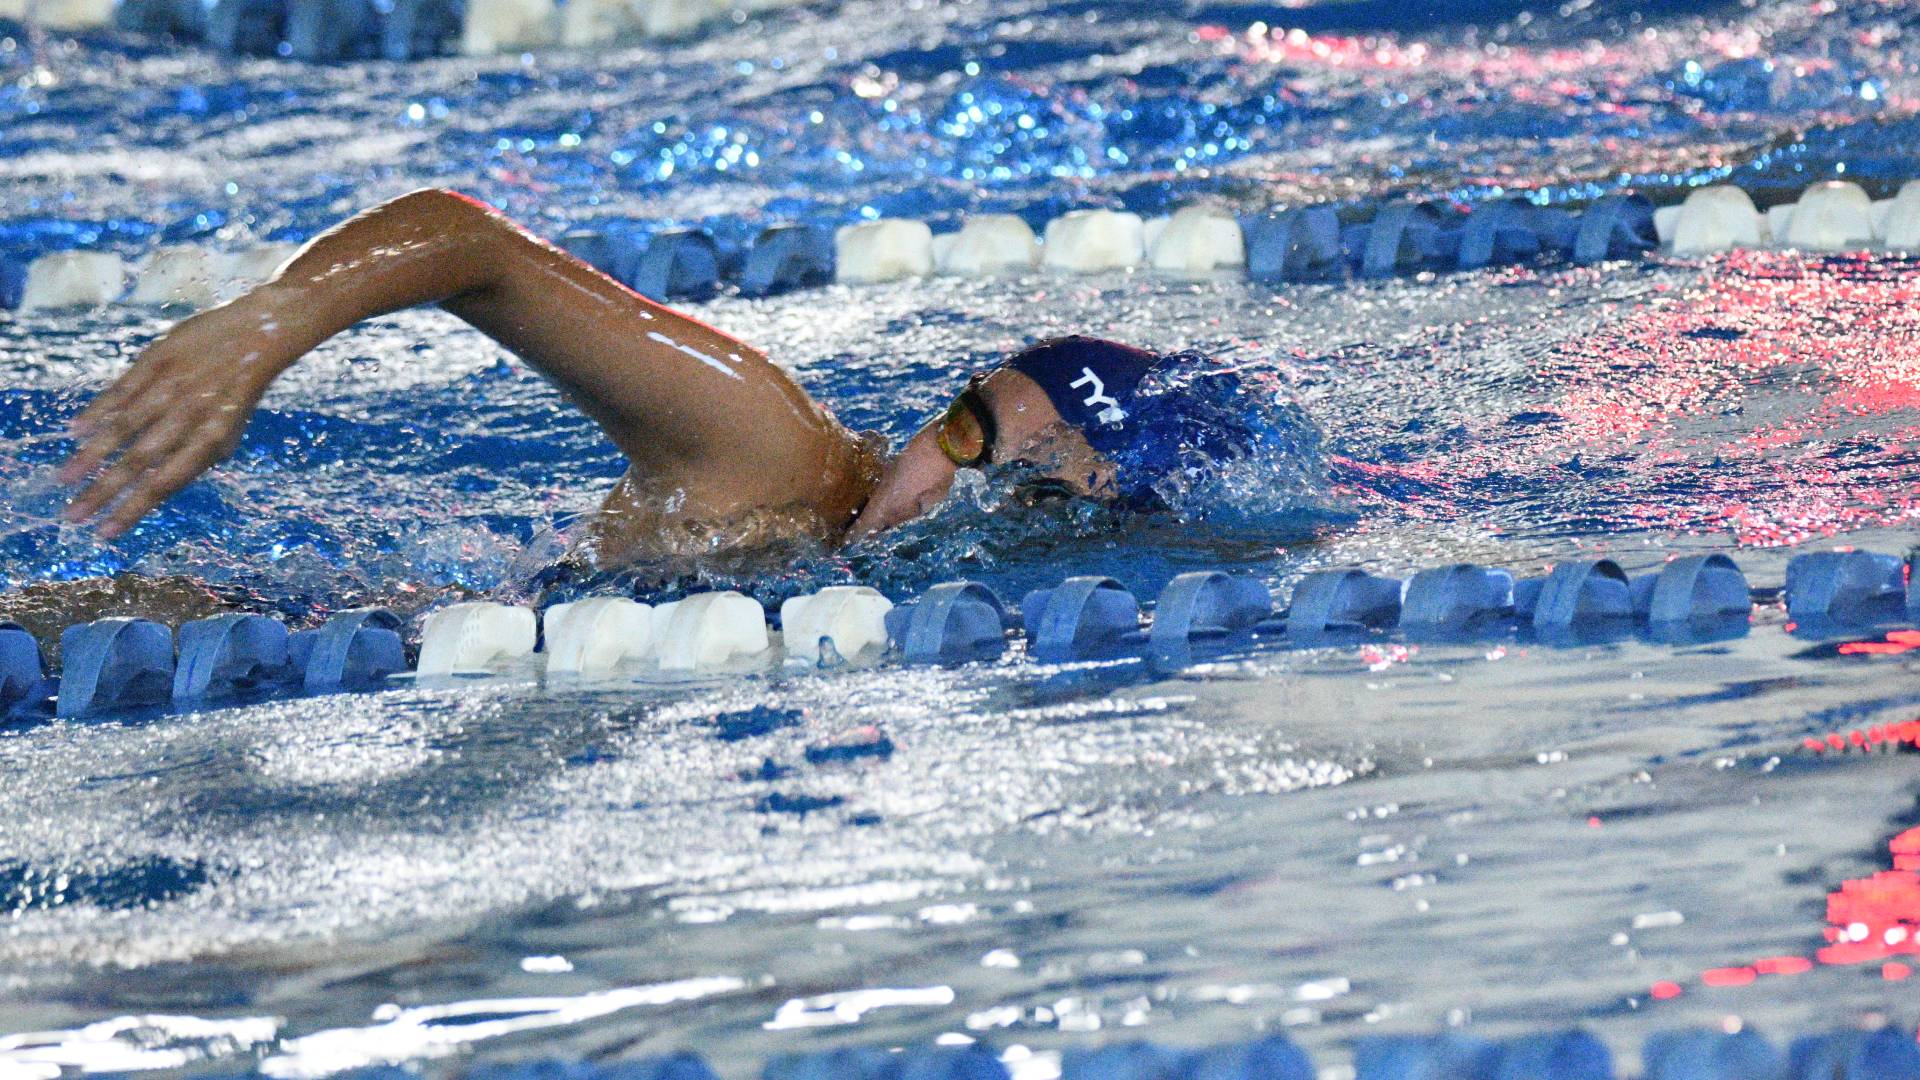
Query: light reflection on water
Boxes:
[
  {"xmin": 0, "ymin": 1014, "xmax": 279, "ymax": 1078},
  {"xmin": 261, "ymin": 978, "xmax": 749, "ymax": 1078},
  {"xmin": 0, "ymin": 980, "xmax": 753, "ymax": 1080},
  {"xmin": 764, "ymin": 986, "xmax": 958, "ymax": 1032}
]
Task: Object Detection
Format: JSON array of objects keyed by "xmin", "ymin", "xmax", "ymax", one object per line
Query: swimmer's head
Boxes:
[{"xmin": 850, "ymin": 337, "xmax": 1256, "ymax": 536}]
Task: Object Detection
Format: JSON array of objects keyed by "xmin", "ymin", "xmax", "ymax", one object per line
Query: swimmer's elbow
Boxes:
[
  {"xmin": 382, "ymin": 187, "xmax": 501, "ymax": 228},
  {"xmin": 374, "ymin": 188, "xmax": 525, "ymax": 296},
  {"xmin": 267, "ymin": 187, "xmax": 524, "ymax": 328}
]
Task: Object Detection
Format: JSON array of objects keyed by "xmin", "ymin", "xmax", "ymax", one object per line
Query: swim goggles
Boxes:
[{"xmin": 936, "ymin": 374, "xmax": 998, "ymax": 468}]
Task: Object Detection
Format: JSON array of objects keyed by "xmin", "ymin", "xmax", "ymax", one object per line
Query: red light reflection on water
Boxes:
[
  {"xmin": 1651, "ymin": 720, "xmax": 1920, "ymax": 1001},
  {"xmin": 1837, "ymin": 630, "xmax": 1920, "ymax": 657},
  {"xmin": 1346, "ymin": 252, "xmax": 1920, "ymax": 548}
]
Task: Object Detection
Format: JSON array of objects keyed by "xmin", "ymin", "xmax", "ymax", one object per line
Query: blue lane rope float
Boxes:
[
  {"xmin": 762, "ymin": 1047, "xmax": 890, "ymax": 1080},
  {"xmin": 0, "ymin": 252, "xmax": 28, "ymax": 311},
  {"xmin": 1356, "ymin": 200, "xmax": 1451, "ymax": 280},
  {"xmin": 1354, "ymin": 1032, "xmax": 1505, "ymax": 1080},
  {"xmin": 625, "ymin": 229, "xmax": 723, "ymax": 302},
  {"xmin": 289, "ymin": 607, "xmax": 408, "ymax": 692},
  {"xmin": 1020, "ymin": 575, "xmax": 1145, "ymax": 661},
  {"xmin": 1244, "ymin": 205, "xmax": 1343, "ymax": 283},
  {"xmin": 1521, "ymin": 558, "xmax": 1636, "ymax": 633},
  {"xmin": 1783, "ymin": 550, "xmax": 1910, "ymax": 625},
  {"xmin": 204, "ymin": 0, "xmax": 289, "ymax": 56},
  {"xmin": 0, "ymin": 621, "xmax": 49, "ymax": 716},
  {"xmin": 172, "ymin": 613, "xmax": 295, "ymax": 701},
  {"xmin": 378, "ymin": 0, "xmax": 463, "ymax": 61},
  {"xmin": 113, "ymin": 0, "xmax": 210, "ymax": 38},
  {"xmin": 765, "ymin": 1045, "xmax": 1010, "ymax": 1080},
  {"xmin": 1638, "ymin": 553, "xmax": 1752, "ymax": 626},
  {"xmin": 285, "ymin": 0, "xmax": 381, "ymax": 61},
  {"xmin": 556, "ymin": 228, "xmax": 725, "ymax": 302},
  {"xmin": 1184, "ymin": 1035, "xmax": 1316, "ymax": 1080},
  {"xmin": 1285, "ymin": 567, "xmax": 1405, "ymax": 636},
  {"xmin": 114, "ymin": 0, "xmax": 453, "ymax": 58},
  {"xmin": 1147, "ymin": 570, "xmax": 1273, "ymax": 649},
  {"xmin": 1641, "ymin": 1029, "xmax": 1789, "ymax": 1080},
  {"xmin": 741, "ymin": 223, "xmax": 837, "ymax": 298},
  {"xmin": 1457, "ymin": 197, "xmax": 1547, "ymax": 271},
  {"xmin": 566, "ymin": 229, "xmax": 656, "ymax": 295},
  {"xmin": 558, "ymin": 231, "xmax": 624, "ymax": 281},
  {"xmin": 590, "ymin": 1054, "xmax": 720, "ymax": 1080},
  {"xmin": 55, "ymin": 617, "xmax": 175, "ymax": 718},
  {"xmin": 1788, "ymin": 1027, "xmax": 1920, "ymax": 1080},
  {"xmin": 1527, "ymin": 205, "xmax": 1584, "ymax": 257},
  {"xmin": 480, "ymin": 1057, "xmax": 721, "ymax": 1080},
  {"xmin": 883, "ymin": 581, "xmax": 1010, "ymax": 665},
  {"xmin": 1494, "ymin": 1030, "xmax": 1615, "ymax": 1080},
  {"xmin": 907, "ymin": 1045, "xmax": 1011, "ymax": 1079},
  {"xmin": 1572, "ymin": 193, "xmax": 1661, "ymax": 266},
  {"xmin": 1058, "ymin": 1041, "xmax": 1199, "ymax": 1080},
  {"xmin": 1398, "ymin": 563, "xmax": 1517, "ymax": 636}
]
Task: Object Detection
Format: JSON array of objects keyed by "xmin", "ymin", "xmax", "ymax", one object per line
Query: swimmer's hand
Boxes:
[{"xmin": 60, "ymin": 303, "xmax": 283, "ymax": 539}]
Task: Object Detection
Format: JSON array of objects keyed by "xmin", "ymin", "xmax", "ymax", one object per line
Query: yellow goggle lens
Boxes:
[{"xmin": 936, "ymin": 394, "xmax": 990, "ymax": 467}]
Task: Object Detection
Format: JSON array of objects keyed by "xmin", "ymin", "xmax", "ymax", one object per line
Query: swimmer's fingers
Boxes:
[
  {"xmin": 58, "ymin": 431, "xmax": 118, "ymax": 487},
  {"xmin": 68, "ymin": 339, "xmax": 178, "ymax": 437},
  {"xmin": 60, "ymin": 411, "xmax": 145, "ymax": 485},
  {"xmin": 63, "ymin": 407, "xmax": 198, "ymax": 524},
  {"xmin": 58, "ymin": 380, "xmax": 180, "ymax": 485},
  {"xmin": 61, "ymin": 348, "xmax": 233, "ymax": 486},
  {"xmin": 96, "ymin": 427, "xmax": 240, "ymax": 540},
  {"xmin": 59, "ymin": 349, "xmax": 186, "ymax": 483},
  {"xmin": 70, "ymin": 361, "xmax": 158, "ymax": 436}
]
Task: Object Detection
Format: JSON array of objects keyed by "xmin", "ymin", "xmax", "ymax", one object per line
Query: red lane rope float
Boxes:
[{"xmin": 1647, "ymin": 717, "xmax": 1920, "ymax": 1003}]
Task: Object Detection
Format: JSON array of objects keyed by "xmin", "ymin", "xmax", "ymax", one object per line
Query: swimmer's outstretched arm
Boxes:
[{"xmin": 60, "ymin": 188, "xmax": 868, "ymax": 540}]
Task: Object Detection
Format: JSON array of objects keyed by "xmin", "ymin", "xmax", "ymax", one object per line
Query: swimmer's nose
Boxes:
[
  {"xmin": 850, "ymin": 421, "xmax": 962, "ymax": 537},
  {"xmin": 849, "ymin": 488, "xmax": 917, "ymax": 537},
  {"xmin": 852, "ymin": 468, "xmax": 954, "ymax": 537}
]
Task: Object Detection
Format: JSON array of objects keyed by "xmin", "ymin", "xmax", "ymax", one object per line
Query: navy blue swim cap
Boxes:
[
  {"xmin": 999, "ymin": 336, "xmax": 1285, "ymax": 509},
  {"xmin": 1003, "ymin": 336, "xmax": 1162, "ymax": 454}
]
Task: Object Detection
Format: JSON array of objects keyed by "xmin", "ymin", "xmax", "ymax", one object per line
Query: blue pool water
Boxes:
[{"xmin": 2, "ymin": 0, "xmax": 1920, "ymax": 1075}]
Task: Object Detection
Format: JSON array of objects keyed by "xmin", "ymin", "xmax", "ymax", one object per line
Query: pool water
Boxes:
[{"xmin": 2, "ymin": 0, "xmax": 1919, "ymax": 1075}]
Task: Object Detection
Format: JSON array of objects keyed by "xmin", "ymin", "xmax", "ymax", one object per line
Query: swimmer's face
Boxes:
[{"xmin": 849, "ymin": 369, "xmax": 1117, "ymax": 537}]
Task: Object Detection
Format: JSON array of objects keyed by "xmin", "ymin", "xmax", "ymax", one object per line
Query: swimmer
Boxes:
[{"xmin": 57, "ymin": 188, "xmax": 1250, "ymax": 575}]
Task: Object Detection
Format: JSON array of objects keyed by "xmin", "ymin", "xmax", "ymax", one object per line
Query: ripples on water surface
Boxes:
[{"xmin": 1, "ymin": 0, "xmax": 1919, "ymax": 1074}]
